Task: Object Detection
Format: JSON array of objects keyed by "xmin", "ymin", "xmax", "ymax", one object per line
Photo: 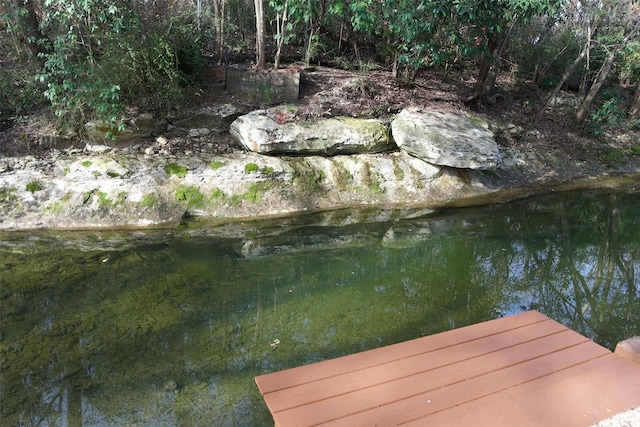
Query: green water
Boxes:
[{"xmin": 1, "ymin": 188, "xmax": 639, "ymax": 426}]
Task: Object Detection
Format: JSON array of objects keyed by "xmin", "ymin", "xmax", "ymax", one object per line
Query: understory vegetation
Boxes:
[{"xmin": 0, "ymin": 0, "xmax": 638, "ymax": 137}]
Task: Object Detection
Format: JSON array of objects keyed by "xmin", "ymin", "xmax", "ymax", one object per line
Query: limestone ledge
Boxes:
[{"xmin": 0, "ymin": 146, "xmax": 639, "ymax": 231}]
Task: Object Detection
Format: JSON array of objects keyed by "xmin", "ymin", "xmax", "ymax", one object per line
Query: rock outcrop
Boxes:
[
  {"xmin": 391, "ymin": 109, "xmax": 500, "ymax": 170},
  {"xmin": 0, "ymin": 146, "xmax": 497, "ymax": 230},
  {"xmin": 230, "ymin": 106, "xmax": 393, "ymax": 155},
  {"xmin": 2, "ymin": 104, "xmax": 638, "ymax": 231}
]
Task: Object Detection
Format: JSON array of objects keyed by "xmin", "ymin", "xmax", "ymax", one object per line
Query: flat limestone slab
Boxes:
[{"xmin": 255, "ymin": 310, "xmax": 640, "ymax": 426}]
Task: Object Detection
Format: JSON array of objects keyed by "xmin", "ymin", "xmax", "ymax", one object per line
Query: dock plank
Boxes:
[
  {"xmin": 277, "ymin": 334, "xmax": 607, "ymax": 426},
  {"xmin": 255, "ymin": 311, "xmax": 640, "ymax": 427},
  {"xmin": 266, "ymin": 322, "xmax": 580, "ymax": 414},
  {"xmin": 330, "ymin": 341, "xmax": 612, "ymax": 427},
  {"xmin": 408, "ymin": 353, "xmax": 640, "ymax": 426},
  {"xmin": 255, "ymin": 310, "xmax": 549, "ymax": 394}
]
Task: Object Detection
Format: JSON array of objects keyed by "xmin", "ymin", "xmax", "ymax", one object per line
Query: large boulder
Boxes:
[
  {"xmin": 230, "ymin": 106, "xmax": 393, "ymax": 155},
  {"xmin": 391, "ymin": 109, "xmax": 500, "ymax": 170}
]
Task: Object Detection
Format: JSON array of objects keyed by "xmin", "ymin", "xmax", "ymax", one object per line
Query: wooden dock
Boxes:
[{"xmin": 255, "ymin": 310, "xmax": 640, "ymax": 426}]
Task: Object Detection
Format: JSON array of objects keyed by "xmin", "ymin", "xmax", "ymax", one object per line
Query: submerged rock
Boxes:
[{"xmin": 391, "ymin": 109, "xmax": 500, "ymax": 170}]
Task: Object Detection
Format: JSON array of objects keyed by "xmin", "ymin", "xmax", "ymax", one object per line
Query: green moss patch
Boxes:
[
  {"xmin": 164, "ymin": 163, "xmax": 188, "ymax": 178},
  {"xmin": 244, "ymin": 163, "xmax": 259, "ymax": 173},
  {"xmin": 211, "ymin": 188, "xmax": 225, "ymax": 200},
  {"xmin": 175, "ymin": 185, "xmax": 205, "ymax": 208},
  {"xmin": 26, "ymin": 181, "xmax": 42, "ymax": 192},
  {"xmin": 83, "ymin": 190, "xmax": 95, "ymax": 204},
  {"xmin": 0, "ymin": 187, "xmax": 17, "ymax": 206},
  {"xmin": 96, "ymin": 190, "xmax": 112, "ymax": 205},
  {"xmin": 229, "ymin": 182, "xmax": 272, "ymax": 206},
  {"xmin": 393, "ymin": 163, "xmax": 405, "ymax": 180},
  {"xmin": 244, "ymin": 163, "xmax": 276, "ymax": 174},
  {"xmin": 140, "ymin": 193, "xmax": 158, "ymax": 207},
  {"xmin": 48, "ymin": 201, "xmax": 64, "ymax": 214},
  {"xmin": 260, "ymin": 166, "xmax": 275, "ymax": 173},
  {"xmin": 243, "ymin": 182, "xmax": 271, "ymax": 203},
  {"xmin": 210, "ymin": 161, "xmax": 226, "ymax": 170}
]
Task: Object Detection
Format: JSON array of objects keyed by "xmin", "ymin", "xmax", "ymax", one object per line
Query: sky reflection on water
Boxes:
[{"xmin": 1, "ymin": 188, "xmax": 639, "ymax": 425}]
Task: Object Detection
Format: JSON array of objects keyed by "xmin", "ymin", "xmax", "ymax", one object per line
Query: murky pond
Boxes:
[{"xmin": 1, "ymin": 186, "xmax": 639, "ymax": 426}]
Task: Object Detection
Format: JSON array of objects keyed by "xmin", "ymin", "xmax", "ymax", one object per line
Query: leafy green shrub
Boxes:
[
  {"xmin": 591, "ymin": 97, "xmax": 627, "ymax": 128},
  {"xmin": 31, "ymin": 1, "xmax": 130, "ymax": 131},
  {"xmin": 17, "ymin": 1, "xmax": 204, "ymax": 132},
  {"xmin": 176, "ymin": 40, "xmax": 205, "ymax": 77},
  {"xmin": 115, "ymin": 11, "xmax": 203, "ymax": 110},
  {"xmin": 585, "ymin": 121, "xmax": 604, "ymax": 137},
  {"xmin": 0, "ymin": 66, "xmax": 44, "ymax": 124},
  {"xmin": 602, "ymin": 148, "xmax": 624, "ymax": 166},
  {"xmin": 101, "ymin": 31, "xmax": 188, "ymax": 114},
  {"xmin": 586, "ymin": 89, "xmax": 629, "ymax": 136}
]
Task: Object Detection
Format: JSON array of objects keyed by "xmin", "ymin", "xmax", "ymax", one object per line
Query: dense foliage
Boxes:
[{"xmin": 0, "ymin": 0, "xmax": 638, "ymax": 134}]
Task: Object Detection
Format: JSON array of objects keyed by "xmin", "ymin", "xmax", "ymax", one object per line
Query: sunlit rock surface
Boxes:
[
  {"xmin": 391, "ymin": 109, "xmax": 500, "ymax": 170},
  {"xmin": 230, "ymin": 106, "xmax": 393, "ymax": 155},
  {"xmin": 1, "ymin": 104, "xmax": 639, "ymax": 231}
]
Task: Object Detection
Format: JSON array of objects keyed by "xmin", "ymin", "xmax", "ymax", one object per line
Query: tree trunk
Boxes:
[
  {"xmin": 273, "ymin": 0, "xmax": 289, "ymax": 70},
  {"xmin": 14, "ymin": 0, "xmax": 50, "ymax": 62},
  {"xmin": 465, "ymin": 23, "xmax": 513, "ymax": 107},
  {"xmin": 630, "ymin": 79, "xmax": 640, "ymax": 116},
  {"xmin": 532, "ymin": 16, "xmax": 562, "ymax": 86},
  {"xmin": 535, "ymin": 46, "xmax": 587, "ymax": 123},
  {"xmin": 213, "ymin": 0, "xmax": 225, "ymax": 64},
  {"xmin": 576, "ymin": 20, "xmax": 640, "ymax": 126},
  {"xmin": 254, "ymin": 0, "xmax": 266, "ymax": 69},
  {"xmin": 575, "ymin": 52, "xmax": 616, "ymax": 126},
  {"xmin": 466, "ymin": 39, "xmax": 499, "ymax": 106},
  {"xmin": 303, "ymin": 0, "xmax": 315, "ymax": 65},
  {"xmin": 534, "ymin": 45, "xmax": 568, "ymax": 87}
]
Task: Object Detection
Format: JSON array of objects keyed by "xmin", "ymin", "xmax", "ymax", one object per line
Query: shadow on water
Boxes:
[{"xmin": 1, "ymin": 187, "xmax": 639, "ymax": 425}]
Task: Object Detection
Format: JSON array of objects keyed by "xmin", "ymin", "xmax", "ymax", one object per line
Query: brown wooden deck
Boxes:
[{"xmin": 255, "ymin": 310, "xmax": 640, "ymax": 426}]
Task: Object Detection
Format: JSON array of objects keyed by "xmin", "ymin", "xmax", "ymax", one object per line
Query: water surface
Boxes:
[{"xmin": 1, "ymin": 188, "xmax": 639, "ymax": 425}]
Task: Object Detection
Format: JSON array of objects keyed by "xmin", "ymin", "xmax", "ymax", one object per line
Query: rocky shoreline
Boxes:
[
  {"xmin": 1, "ymin": 143, "xmax": 638, "ymax": 232},
  {"xmin": 1, "ymin": 104, "xmax": 639, "ymax": 232}
]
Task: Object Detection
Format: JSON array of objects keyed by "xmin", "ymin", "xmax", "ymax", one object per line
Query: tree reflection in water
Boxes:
[{"xmin": 1, "ymin": 188, "xmax": 638, "ymax": 425}]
